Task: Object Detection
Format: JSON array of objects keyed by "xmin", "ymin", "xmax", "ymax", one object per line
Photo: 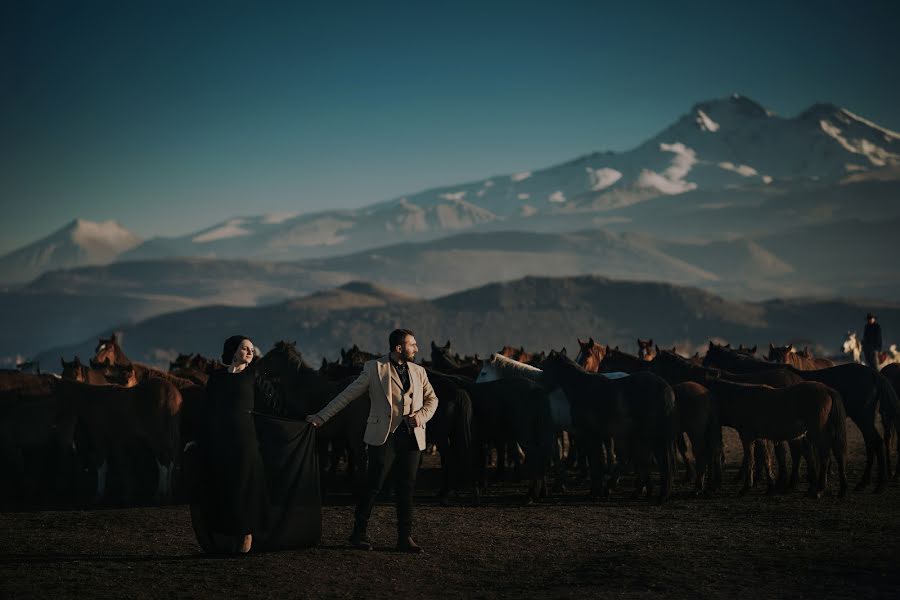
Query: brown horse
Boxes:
[
  {"xmin": 671, "ymin": 381, "xmax": 722, "ymax": 495},
  {"xmin": 767, "ymin": 343, "xmax": 835, "ymax": 370},
  {"xmin": 497, "ymin": 345, "xmax": 543, "ymax": 367},
  {"xmin": 54, "ymin": 376, "xmax": 183, "ymax": 504},
  {"xmin": 61, "ymin": 357, "xmax": 135, "ymax": 386},
  {"xmin": 0, "ymin": 373, "xmax": 75, "ymax": 506},
  {"xmin": 652, "ymin": 349, "xmax": 812, "ymax": 492},
  {"xmin": 574, "ymin": 338, "xmax": 607, "ymax": 373},
  {"xmin": 699, "ymin": 376, "xmax": 847, "ymax": 498},
  {"xmin": 637, "ymin": 339, "xmax": 656, "ymax": 361},
  {"xmin": 705, "ymin": 341, "xmax": 895, "ymax": 492}
]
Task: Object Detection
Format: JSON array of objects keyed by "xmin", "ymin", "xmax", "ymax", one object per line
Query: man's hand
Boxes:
[
  {"xmin": 406, "ymin": 411, "xmax": 424, "ymax": 428},
  {"xmin": 306, "ymin": 414, "xmax": 325, "ymax": 428}
]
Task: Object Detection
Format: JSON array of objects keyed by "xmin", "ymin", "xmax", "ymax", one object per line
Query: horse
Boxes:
[
  {"xmin": 61, "ymin": 357, "xmax": 134, "ymax": 386},
  {"xmin": 254, "ymin": 341, "xmax": 369, "ymax": 499},
  {"xmin": 430, "ymin": 340, "xmax": 481, "ymax": 379},
  {"xmin": 476, "ymin": 353, "xmax": 581, "ymax": 494},
  {"xmin": 704, "ymin": 341, "xmax": 897, "ymax": 492},
  {"xmin": 652, "ymin": 349, "xmax": 811, "ymax": 493},
  {"xmin": 696, "ymin": 376, "xmax": 847, "ymax": 498},
  {"xmin": 845, "ymin": 333, "xmax": 900, "ymax": 369},
  {"xmin": 340, "ymin": 344, "xmax": 378, "ymax": 367},
  {"xmin": 0, "ymin": 373, "xmax": 77, "ymax": 507},
  {"xmin": 574, "ymin": 338, "xmax": 607, "ymax": 373},
  {"xmin": 637, "ymin": 339, "xmax": 656, "ymax": 361},
  {"xmin": 600, "ymin": 346, "xmax": 651, "ymax": 374},
  {"xmin": 670, "ymin": 381, "xmax": 722, "ymax": 495},
  {"xmin": 878, "ymin": 362, "xmax": 900, "ymax": 479},
  {"xmin": 539, "ymin": 350, "xmax": 676, "ymax": 503},
  {"xmin": 456, "ymin": 368, "xmax": 558, "ymax": 502},
  {"xmin": 53, "ymin": 376, "xmax": 182, "ymax": 504},
  {"xmin": 417, "ymin": 368, "xmax": 480, "ymax": 504},
  {"xmin": 767, "ymin": 343, "xmax": 835, "ymax": 370},
  {"xmin": 498, "ymin": 345, "xmax": 545, "ymax": 367}
]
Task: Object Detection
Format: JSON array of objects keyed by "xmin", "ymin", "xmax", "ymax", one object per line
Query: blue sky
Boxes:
[{"xmin": 2, "ymin": 0, "xmax": 899, "ymax": 253}]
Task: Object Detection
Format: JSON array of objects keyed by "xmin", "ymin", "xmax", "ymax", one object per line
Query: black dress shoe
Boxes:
[
  {"xmin": 349, "ymin": 530, "xmax": 372, "ymax": 551},
  {"xmin": 396, "ymin": 535, "xmax": 424, "ymax": 554}
]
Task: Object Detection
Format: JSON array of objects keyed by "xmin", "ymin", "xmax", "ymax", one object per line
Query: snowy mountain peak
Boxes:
[
  {"xmin": 0, "ymin": 219, "xmax": 142, "ymax": 284},
  {"xmin": 693, "ymin": 95, "xmax": 773, "ymax": 121},
  {"xmin": 68, "ymin": 218, "xmax": 142, "ymax": 249}
]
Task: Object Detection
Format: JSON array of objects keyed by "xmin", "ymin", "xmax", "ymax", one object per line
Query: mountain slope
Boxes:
[
  {"xmin": 34, "ymin": 275, "xmax": 900, "ymax": 369},
  {"xmin": 0, "ymin": 219, "xmax": 141, "ymax": 284}
]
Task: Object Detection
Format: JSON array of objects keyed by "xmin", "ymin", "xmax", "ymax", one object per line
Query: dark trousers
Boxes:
[
  {"xmin": 863, "ymin": 347, "xmax": 879, "ymax": 370},
  {"xmin": 354, "ymin": 426, "xmax": 421, "ymax": 537}
]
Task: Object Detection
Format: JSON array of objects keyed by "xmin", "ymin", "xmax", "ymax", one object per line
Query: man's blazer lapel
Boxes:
[{"xmin": 377, "ymin": 358, "xmax": 393, "ymax": 405}]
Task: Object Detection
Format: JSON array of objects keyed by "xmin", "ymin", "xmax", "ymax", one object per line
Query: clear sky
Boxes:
[{"xmin": 2, "ymin": 0, "xmax": 899, "ymax": 254}]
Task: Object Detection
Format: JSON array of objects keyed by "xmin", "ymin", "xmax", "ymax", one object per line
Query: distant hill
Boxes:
[{"xmin": 34, "ymin": 275, "xmax": 899, "ymax": 370}]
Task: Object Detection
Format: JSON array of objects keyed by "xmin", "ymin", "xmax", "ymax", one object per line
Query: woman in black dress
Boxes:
[
  {"xmin": 188, "ymin": 335, "xmax": 322, "ymax": 554},
  {"xmin": 199, "ymin": 335, "xmax": 268, "ymax": 553}
]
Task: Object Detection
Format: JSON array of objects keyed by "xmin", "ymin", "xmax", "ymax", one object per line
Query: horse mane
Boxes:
[{"xmin": 486, "ymin": 353, "xmax": 543, "ymax": 383}]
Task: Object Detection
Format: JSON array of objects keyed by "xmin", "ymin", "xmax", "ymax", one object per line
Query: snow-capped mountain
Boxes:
[
  {"xmin": 0, "ymin": 219, "xmax": 142, "ymax": 284},
  {"xmin": 6, "ymin": 94, "xmax": 899, "ymax": 277},
  {"xmin": 119, "ymin": 196, "xmax": 500, "ymax": 261}
]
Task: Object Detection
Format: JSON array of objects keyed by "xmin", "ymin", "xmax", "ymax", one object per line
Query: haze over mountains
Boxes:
[
  {"xmin": 34, "ymin": 275, "xmax": 900, "ymax": 371},
  {"xmin": 3, "ymin": 94, "xmax": 898, "ymax": 366}
]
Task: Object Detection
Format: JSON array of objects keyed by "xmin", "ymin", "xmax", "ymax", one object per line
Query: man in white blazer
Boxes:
[{"xmin": 306, "ymin": 328, "xmax": 439, "ymax": 553}]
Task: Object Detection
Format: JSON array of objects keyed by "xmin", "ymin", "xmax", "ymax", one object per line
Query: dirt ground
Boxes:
[{"xmin": 2, "ymin": 426, "xmax": 899, "ymax": 600}]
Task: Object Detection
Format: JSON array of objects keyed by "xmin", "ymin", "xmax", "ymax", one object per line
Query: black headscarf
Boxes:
[{"xmin": 222, "ymin": 335, "xmax": 252, "ymax": 365}]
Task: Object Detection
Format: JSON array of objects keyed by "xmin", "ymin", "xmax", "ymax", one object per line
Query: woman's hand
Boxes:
[{"xmin": 305, "ymin": 414, "xmax": 325, "ymax": 428}]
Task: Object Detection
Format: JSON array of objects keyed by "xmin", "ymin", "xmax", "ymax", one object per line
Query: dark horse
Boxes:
[
  {"xmin": 254, "ymin": 341, "xmax": 369, "ymax": 499},
  {"xmin": 704, "ymin": 342, "xmax": 898, "ymax": 492},
  {"xmin": 539, "ymin": 350, "xmax": 676, "ymax": 502}
]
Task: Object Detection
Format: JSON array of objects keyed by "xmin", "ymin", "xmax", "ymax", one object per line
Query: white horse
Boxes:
[
  {"xmin": 476, "ymin": 353, "xmax": 629, "ymax": 429},
  {"xmin": 842, "ymin": 332, "xmax": 862, "ymax": 364},
  {"xmin": 843, "ymin": 331, "xmax": 900, "ymax": 369}
]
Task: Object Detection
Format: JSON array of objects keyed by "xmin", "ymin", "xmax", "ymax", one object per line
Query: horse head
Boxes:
[
  {"xmin": 94, "ymin": 333, "xmax": 128, "ymax": 367},
  {"xmin": 637, "ymin": 338, "xmax": 655, "ymax": 361},
  {"xmin": 60, "ymin": 356, "xmax": 84, "ymax": 382},
  {"xmin": 574, "ymin": 337, "xmax": 605, "ymax": 373}
]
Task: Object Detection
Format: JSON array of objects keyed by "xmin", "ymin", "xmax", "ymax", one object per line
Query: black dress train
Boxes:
[{"xmin": 187, "ymin": 366, "xmax": 321, "ymax": 552}]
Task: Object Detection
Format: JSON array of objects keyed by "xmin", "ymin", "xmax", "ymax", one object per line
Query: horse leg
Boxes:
[
  {"xmin": 771, "ymin": 441, "xmax": 787, "ymax": 494},
  {"xmin": 758, "ymin": 440, "xmax": 775, "ymax": 490},
  {"xmin": 676, "ymin": 432, "xmax": 695, "ymax": 483},
  {"xmin": 96, "ymin": 459, "xmax": 108, "ymax": 503},
  {"xmin": 738, "ymin": 437, "xmax": 754, "ymax": 496},
  {"xmin": 884, "ymin": 422, "xmax": 893, "ymax": 480},
  {"xmin": 586, "ymin": 441, "xmax": 608, "ymax": 500},
  {"xmin": 834, "ymin": 434, "xmax": 848, "ymax": 498},
  {"xmin": 801, "ymin": 438, "xmax": 821, "ymax": 498},
  {"xmin": 690, "ymin": 432, "xmax": 708, "ymax": 497},
  {"xmin": 785, "ymin": 439, "xmax": 803, "ymax": 493},
  {"xmin": 605, "ymin": 437, "xmax": 619, "ymax": 490}
]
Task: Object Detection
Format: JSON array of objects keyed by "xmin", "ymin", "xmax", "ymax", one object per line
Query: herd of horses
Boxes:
[{"xmin": 2, "ymin": 333, "xmax": 899, "ymax": 511}]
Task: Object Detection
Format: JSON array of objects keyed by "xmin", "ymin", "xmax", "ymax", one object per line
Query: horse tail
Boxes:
[
  {"xmin": 875, "ymin": 372, "xmax": 899, "ymax": 469},
  {"xmin": 449, "ymin": 388, "xmax": 476, "ymax": 486},
  {"xmin": 875, "ymin": 372, "xmax": 899, "ymax": 432},
  {"xmin": 658, "ymin": 381, "xmax": 677, "ymax": 501},
  {"xmin": 164, "ymin": 384, "xmax": 183, "ymax": 466},
  {"xmin": 827, "ymin": 387, "xmax": 847, "ymax": 461}
]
